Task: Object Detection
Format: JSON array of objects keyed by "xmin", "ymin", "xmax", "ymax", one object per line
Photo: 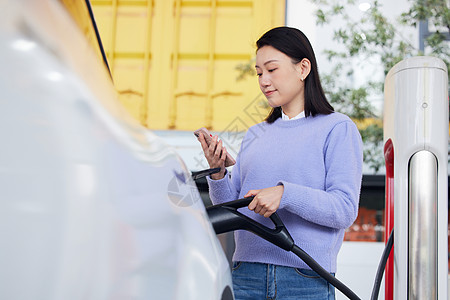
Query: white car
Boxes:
[{"xmin": 0, "ymin": 0, "xmax": 233, "ymax": 299}]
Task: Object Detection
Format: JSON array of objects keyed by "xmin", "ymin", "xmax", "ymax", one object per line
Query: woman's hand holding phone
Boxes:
[{"xmin": 197, "ymin": 132, "xmax": 228, "ymax": 180}]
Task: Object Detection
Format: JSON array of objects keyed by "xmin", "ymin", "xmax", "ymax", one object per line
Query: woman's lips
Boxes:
[{"xmin": 265, "ymin": 90, "xmax": 276, "ymax": 96}]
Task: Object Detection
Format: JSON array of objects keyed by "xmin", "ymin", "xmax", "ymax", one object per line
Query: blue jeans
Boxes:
[{"xmin": 232, "ymin": 262, "xmax": 335, "ymax": 300}]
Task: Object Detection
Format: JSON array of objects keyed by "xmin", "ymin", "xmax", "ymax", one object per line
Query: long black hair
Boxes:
[{"xmin": 256, "ymin": 26, "xmax": 334, "ymax": 123}]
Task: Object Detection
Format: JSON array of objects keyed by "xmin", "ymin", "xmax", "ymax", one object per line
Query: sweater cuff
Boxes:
[
  {"xmin": 207, "ymin": 169, "xmax": 232, "ymax": 204},
  {"xmin": 206, "ymin": 169, "xmax": 228, "ymax": 182},
  {"xmin": 277, "ymin": 181, "xmax": 287, "ymax": 209},
  {"xmin": 276, "ymin": 180, "xmax": 306, "ymax": 211}
]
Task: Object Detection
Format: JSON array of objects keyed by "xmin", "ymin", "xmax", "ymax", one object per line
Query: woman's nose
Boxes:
[{"xmin": 259, "ymin": 74, "xmax": 270, "ymax": 87}]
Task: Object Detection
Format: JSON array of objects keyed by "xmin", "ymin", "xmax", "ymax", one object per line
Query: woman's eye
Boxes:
[{"xmin": 268, "ymin": 68, "xmax": 277, "ymax": 72}]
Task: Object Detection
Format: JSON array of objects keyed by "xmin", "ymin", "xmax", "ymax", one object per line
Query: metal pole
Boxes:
[{"xmin": 408, "ymin": 150, "xmax": 438, "ymax": 300}]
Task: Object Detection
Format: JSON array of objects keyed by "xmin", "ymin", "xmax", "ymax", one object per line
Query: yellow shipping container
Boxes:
[{"xmin": 91, "ymin": 0, "xmax": 285, "ymax": 131}]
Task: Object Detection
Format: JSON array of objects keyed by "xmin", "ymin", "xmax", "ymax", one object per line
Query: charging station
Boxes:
[{"xmin": 384, "ymin": 56, "xmax": 448, "ymax": 299}]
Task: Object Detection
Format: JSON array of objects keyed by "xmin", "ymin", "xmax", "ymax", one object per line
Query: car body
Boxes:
[{"xmin": 0, "ymin": 0, "xmax": 233, "ymax": 299}]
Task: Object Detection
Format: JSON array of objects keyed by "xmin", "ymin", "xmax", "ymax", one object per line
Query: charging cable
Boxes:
[{"xmin": 206, "ymin": 197, "xmax": 394, "ymax": 300}]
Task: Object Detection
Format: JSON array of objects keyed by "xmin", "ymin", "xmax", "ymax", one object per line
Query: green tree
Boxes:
[
  {"xmin": 313, "ymin": 0, "xmax": 449, "ymax": 172},
  {"xmin": 236, "ymin": 0, "xmax": 449, "ymax": 173}
]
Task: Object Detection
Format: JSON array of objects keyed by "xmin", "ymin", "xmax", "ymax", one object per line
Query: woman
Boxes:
[{"xmin": 197, "ymin": 26, "xmax": 363, "ymax": 300}]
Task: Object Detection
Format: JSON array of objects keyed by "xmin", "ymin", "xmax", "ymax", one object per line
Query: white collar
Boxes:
[{"xmin": 281, "ymin": 110, "xmax": 305, "ymax": 121}]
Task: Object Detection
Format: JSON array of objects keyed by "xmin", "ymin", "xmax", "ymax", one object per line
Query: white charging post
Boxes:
[{"xmin": 383, "ymin": 57, "xmax": 448, "ymax": 299}]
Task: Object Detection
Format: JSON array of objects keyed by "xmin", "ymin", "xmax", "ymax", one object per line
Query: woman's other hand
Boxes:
[
  {"xmin": 198, "ymin": 133, "xmax": 227, "ymax": 180},
  {"xmin": 245, "ymin": 185, "xmax": 284, "ymax": 217}
]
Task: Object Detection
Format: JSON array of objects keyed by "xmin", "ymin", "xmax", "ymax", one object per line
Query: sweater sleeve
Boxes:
[
  {"xmin": 206, "ymin": 165, "xmax": 241, "ymax": 204},
  {"xmin": 277, "ymin": 121, "xmax": 363, "ymax": 229}
]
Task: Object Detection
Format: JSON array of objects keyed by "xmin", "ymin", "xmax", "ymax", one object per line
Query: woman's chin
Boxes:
[{"xmin": 267, "ymin": 101, "xmax": 280, "ymax": 108}]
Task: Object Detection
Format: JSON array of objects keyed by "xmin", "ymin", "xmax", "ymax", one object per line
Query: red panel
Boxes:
[{"xmin": 384, "ymin": 139, "xmax": 394, "ymax": 300}]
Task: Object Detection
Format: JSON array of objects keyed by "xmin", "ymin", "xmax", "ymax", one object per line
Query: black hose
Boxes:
[
  {"xmin": 207, "ymin": 198, "xmax": 395, "ymax": 300},
  {"xmin": 85, "ymin": 0, "xmax": 112, "ymax": 78},
  {"xmin": 370, "ymin": 229, "xmax": 394, "ymax": 300},
  {"xmin": 291, "ymin": 245, "xmax": 361, "ymax": 300}
]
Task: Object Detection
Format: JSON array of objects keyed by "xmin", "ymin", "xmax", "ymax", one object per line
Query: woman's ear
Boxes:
[{"xmin": 297, "ymin": 58, "xmax": 311, "ymax": 81}]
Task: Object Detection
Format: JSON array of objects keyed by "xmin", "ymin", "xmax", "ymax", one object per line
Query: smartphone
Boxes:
[{"xmin": 194, "ymin": 127, "xmax": 236, "ymax": 167}]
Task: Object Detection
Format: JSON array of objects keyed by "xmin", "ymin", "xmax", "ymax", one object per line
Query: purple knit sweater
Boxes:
[{"xmin": 206, "ymin": 112, "xmax": 363, "ymax": 272}]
